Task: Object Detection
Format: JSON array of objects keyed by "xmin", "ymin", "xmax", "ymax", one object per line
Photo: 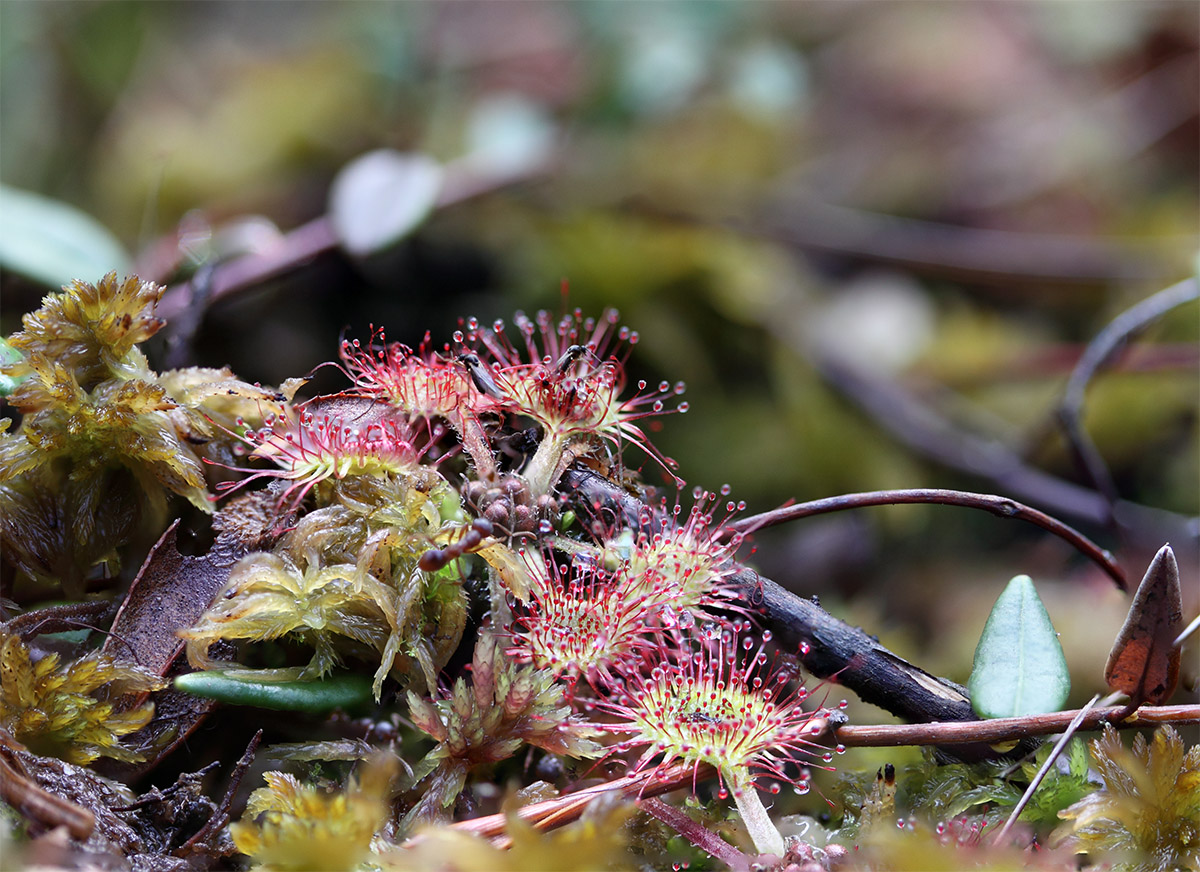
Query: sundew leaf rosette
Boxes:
[
  {"xmin": 451, "ymin": 308, "xmax": 687, "ymax": 494},
  {"xmin": 594, "ymin": 622, "xmax": 837, "ymax": 856}
]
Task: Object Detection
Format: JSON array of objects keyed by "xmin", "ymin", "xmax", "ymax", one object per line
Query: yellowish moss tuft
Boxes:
[
  {"xmin": 1055, "ymin": 725, "xmax": 1200, "ymax": 872},
  {"xmin": 0, "ymin": 632, "xmax": 165, "ymax": 765},
  {"xmin": 231, "ymin": 759, "xmax": 395, "ymax": 872}
]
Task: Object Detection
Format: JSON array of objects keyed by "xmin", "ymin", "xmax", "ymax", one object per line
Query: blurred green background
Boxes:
[{"xmin": 2, "ymin": 1, "xmax": 1196, "ymax": 706}]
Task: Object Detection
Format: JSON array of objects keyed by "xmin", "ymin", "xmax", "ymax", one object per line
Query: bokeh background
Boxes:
[{"xmin": 2, "ymin": 1, "xmax": 1197, "ymax": 716}]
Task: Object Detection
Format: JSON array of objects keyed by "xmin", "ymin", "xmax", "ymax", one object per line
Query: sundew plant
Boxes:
[{"xmin": 1, "ymin": 272, "xmax": 1197, "ymax": 872}]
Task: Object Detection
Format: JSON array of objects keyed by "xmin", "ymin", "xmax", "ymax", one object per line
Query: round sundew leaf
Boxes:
[
  {"xmin": 174, "ymin": 669, "xmax": 373, "ymax": 714},
  {"xmin": 329, "ymin": 149, "xmax": 443, "ymax": 256},
  {"xmin": 0, "ymin": 185, "xmax": 131, "ymax": 289},
  {"xmin": 968, "ymin": 574, "xmax": 1071, "ymax": 718}
]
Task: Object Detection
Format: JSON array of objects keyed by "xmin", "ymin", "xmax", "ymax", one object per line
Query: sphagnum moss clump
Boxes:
[{"xmin": 0, "ymin": 632, "xmax": 165, "ymax": 765}]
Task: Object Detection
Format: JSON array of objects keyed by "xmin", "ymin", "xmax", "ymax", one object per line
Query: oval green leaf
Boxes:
[
  {"xmin": 968, "ymin": 574, "xmax": 1071, "ymax": 718},
  {"xmin": 0, "ymin": 185, "xmax": 130, "ymax": 289},
  {"xmin": 174, "ymin": 669, "xmax": 373, "ymax": 714}
]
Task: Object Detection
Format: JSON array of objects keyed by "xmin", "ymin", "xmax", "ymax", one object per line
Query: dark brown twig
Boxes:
[
  {"xmin": 177, "ymin": 730, "xmax": 262, "ymax": 856},
  {"xmin": 728, "ymin": 566, "xmax": 982, "ymax": 737},
  {"xmin": 728, "ymin": 488, "xmax": 1126, "ymax": 590},
  {"xmin": 1057, "ymin": 277, "xmax": 1200, "ymax": 527},
  {"xmin": 3, "ymin": 600, "xmax": 117, "ymax": 640},
  {"xmin": 834, "ymin": 703, "xmax": 1200, "ymax": 748}
]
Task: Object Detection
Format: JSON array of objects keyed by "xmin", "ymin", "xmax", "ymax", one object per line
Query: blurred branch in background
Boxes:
[
  {"xmin": 806, "ymin": 348, "xmax": 1198, "ymax": 552},
  {"xmin": 1056, "ymin": 277, "xmax": 1200, "ymax": 528},
  {"xmin": 754, "ymin": 198, "xmax": 1181, "ymax": 288}
]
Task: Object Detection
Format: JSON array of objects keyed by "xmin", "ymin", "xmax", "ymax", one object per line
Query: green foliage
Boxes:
[
  {"xmin": 182, "ymin": 471, "xmax": 469, "ymax": 698},
  {"xmin": 2, "ymin": 6, "xmax": 1197, "ymax": 869},
  {"xmin": 0, "ymin": 631, "xmax": 164, "ymax": 764},
  {"xmin": 1055, "ymin": 725, "xmax": 1200, "ymax": 872},
  {"xmin": 0, "ymin": 338, "xmax": 27, "ymax": 396},
  {"xmin": 968, "ymin": 575, "xmax": 1070, "ymax": 718},
  {"xmin": 173, "ymin": 669, "xmax": 373, "ymax": 714},
  {"xmin": 836, "ymin": 748, "xmax": 1020, "ymax": 841},
  {"xmin": 0, "ymin": 186, "xmax": 131, "ymax": 290},
  {"xmin": 1017, "ymin": 737, "xmax": 1093, "ymax": 829},
  {"xmin": 5, "ymin": 272, "xmax": 163, "ymax": 389}
]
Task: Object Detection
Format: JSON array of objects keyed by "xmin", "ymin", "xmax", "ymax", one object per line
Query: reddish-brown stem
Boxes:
[
  {"xmin": 405, "ymin": 761, "xmax": 714, "ymax": 848},
  {"xmin": 728, "ymin": 488, "xmax": 1126, "ymax": 590},
  {"xmin": 156, "ymin": 153, "xmax": 552, "ymax": 323},
  {"xmin": 641, "ymin": 797, "xmax": 752, "ymax": 871},
  {"xmin": 835, "ymin": 704, "xmax": 1200, "ymax": 748}
]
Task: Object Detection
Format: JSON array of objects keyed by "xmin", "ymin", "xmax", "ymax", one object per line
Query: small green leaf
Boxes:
[
  {"xmin": 0, "ymin": 186, "xmax": 130, "ymax": 288},
  {"xmin": 968, "ymin": 575, "xmax": 1070, "ymax": 718},
  {"xmin": 328, "ymin": 150, "xmax": 442, "ymax": 256},
  {"xmin": 0, "ymin": 337, "xmax": 29, "ymax": 396},
  {"xmin": 1019, "ymin": 738, "xmax": 1092, "ymax": 826},
  {"xmin": 174, "ymin": 669, "xmax": 373, "ymax": 714}
]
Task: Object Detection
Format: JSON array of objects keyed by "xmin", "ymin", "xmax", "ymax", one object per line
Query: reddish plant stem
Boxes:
[
  {"xmin": 641, "ymin": 797, "xmax": 752, "ymax": 872},
  {"xmin": 994, "ymin": 695, "xmax": 1100, "ymax": 844},
  {"xmin": 156, "ymin": 154, "xmax": 551, "ymax": 322},
  {"xmin": 835, "ymin": 704, "xmax": 1200, "ymax": 748},
  {"xmin": 728, "ymin": 488, "xmax": 1126, "ymax": 590},
  {"xmin": 0, "ymin": 745, "xmax": 95, "ymax": 841},
  {"xmin": 407, "ymin": 761, "xmax": 714, "ymax": 848}
]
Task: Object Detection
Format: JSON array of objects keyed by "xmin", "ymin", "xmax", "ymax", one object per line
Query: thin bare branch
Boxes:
[
  {"xmin": 834, "ymin": 703, "xmax": 1200, "ymax": 748},
  {"xmin": 406, "ymin": 761, "xmax": 715, "ymax": 847},
  {"xmin": 728, "ymin": 488, "xmax": 1125, "ymax": 590},
  {"xmin": 156, "ymin": 154, "xmax": 553, "ymax": 323},
  {"xmin": 756, "ymin": 197, "xmax": 1177, "ymax": 287},
  {"xmin": 808, "ymin": 353, "xmax": 1197, "ymax": 549}
]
